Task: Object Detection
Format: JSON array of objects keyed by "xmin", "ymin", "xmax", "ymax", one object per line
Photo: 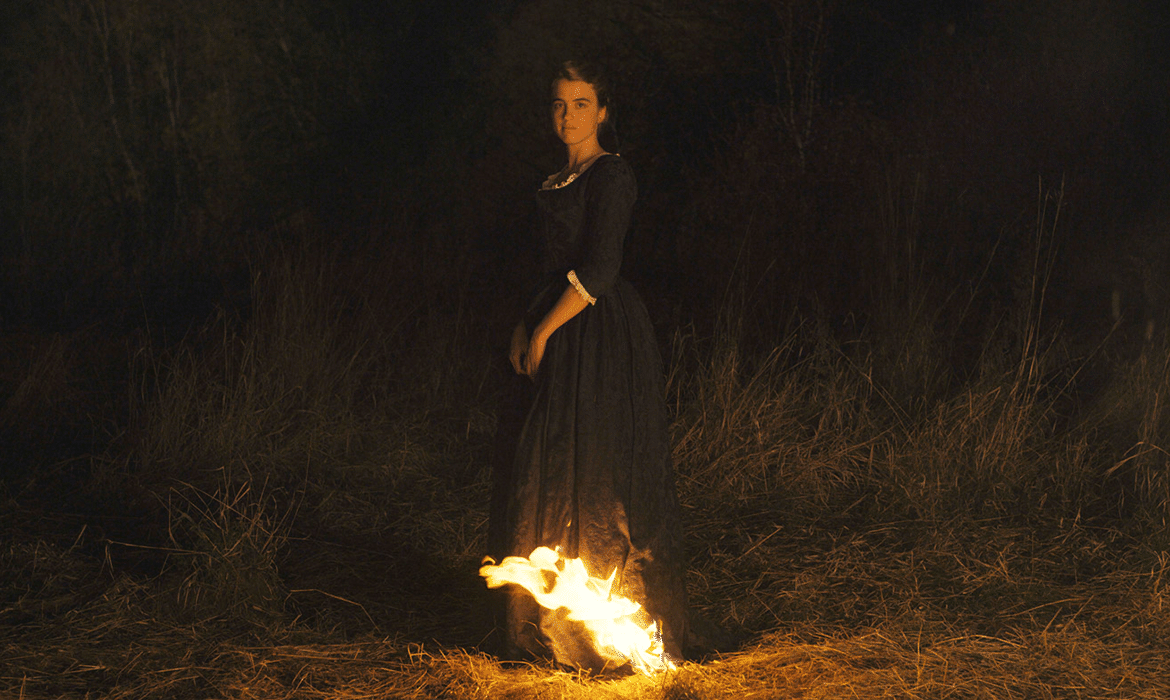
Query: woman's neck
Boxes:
[{"xmin": 564, "ymin": 142, "xmax": 607, "ymax": 174}]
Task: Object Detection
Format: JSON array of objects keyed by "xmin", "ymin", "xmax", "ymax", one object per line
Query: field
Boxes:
[{"xmin": 3, "ymin": 206, "xmax": 1170, "ymax": 698}]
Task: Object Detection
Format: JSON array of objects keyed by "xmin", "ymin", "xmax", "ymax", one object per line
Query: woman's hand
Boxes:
[
  {"xmin": 518, "ymin": 282, "xmax": 590, "ymax": 379},
  {"xmin": 523, "ymin": 332, "xmax": 548, "ymax": 378},
  {"xmin": 509, "ymin": 322, "xmax": 528, "ymax": 375}
]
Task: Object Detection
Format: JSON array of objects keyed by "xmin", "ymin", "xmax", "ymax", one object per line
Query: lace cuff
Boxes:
[{"xmin": 567, "ymin": 270, "xmax": 596, "ymax": 305}]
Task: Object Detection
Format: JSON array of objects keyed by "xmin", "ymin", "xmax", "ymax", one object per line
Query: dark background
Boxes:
[{"xmin": 3, "ymin": 0, "xmax": 1167, "ymax": 338}]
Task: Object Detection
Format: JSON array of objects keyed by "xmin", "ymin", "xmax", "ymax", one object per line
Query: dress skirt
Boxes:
[{"xmin": 497, "ymin": 276, "xmax": 689, "ymax": 667}]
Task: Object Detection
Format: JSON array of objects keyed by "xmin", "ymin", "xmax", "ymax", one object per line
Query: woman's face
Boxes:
[{"xmin": 551, "ymin": 77, "xmax": 607, "ymax": 148}]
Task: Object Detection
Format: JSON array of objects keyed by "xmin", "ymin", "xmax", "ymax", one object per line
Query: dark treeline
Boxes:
[{"xmin": 3, "ymin": 0, "xmax": 1168, "ymax": 337}]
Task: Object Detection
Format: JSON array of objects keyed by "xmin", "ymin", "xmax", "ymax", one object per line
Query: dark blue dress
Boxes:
[{"xmin": 499, "ymin": 155, "xmax": 688, "ymax": 667}]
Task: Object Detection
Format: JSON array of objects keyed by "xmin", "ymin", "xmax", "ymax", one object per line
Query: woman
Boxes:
[{"xmin": 491, "ymin": 60, "xmax": 689, "ymax": 668}]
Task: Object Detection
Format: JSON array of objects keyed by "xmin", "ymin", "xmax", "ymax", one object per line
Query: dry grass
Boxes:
[
  {"xmin": 4, "ymin": 514, "xmax": 1170, "ymax": 699},
  {"xmin": 5, "ymin": 220, "xmax": 1170, "ymax": 698}
]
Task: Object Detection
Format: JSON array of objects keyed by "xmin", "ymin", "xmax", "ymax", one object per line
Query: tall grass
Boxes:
[
  {"xmin": 5, "ymin": 186, "xmax": 1170, "ymax": 697},
  {"xmin": 1096, "ymin": 332, "xmax": 1170, "ymax": 532},
  {"xmin": 64, "ymin": 220, "xmax": 499, "ymax": 639}
]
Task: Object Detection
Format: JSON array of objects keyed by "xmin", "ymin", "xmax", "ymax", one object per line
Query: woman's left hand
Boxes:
[{"xmin": 524, "ymin": 333, "xmax": 547, "ymax": 378}]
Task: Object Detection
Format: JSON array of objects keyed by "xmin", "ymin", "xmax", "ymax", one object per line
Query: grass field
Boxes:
[{"xmin": 3, "ymin": 218, "xmax": 1170, "ymax": 699}]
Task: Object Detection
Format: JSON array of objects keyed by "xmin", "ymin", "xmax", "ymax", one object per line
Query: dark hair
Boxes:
[
  {"xmin": 553, "ymin": 59, "xmax": 621, "ymax": 153},
  {"xmin": 555, "ymin": 60, "xmax": 611, "ymax": 110}
]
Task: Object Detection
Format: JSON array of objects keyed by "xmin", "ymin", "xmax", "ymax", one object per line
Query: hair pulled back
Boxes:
[
  {"xmin": 555, "ymin": 60, "xmax": 611, "ymax": 110},
  {"xmin": 554, "ymin": 59, "xmax": 621, "ymax": 153}
]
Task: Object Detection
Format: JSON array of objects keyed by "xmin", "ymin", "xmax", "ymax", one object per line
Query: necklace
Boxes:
[{"xmin": 542, "ymin": 152, "xmax": 607, "ymax": 191}]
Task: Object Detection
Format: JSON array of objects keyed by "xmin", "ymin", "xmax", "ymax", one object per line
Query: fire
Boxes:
[{"xmin": 480, "ymin": 546, "xmax": 677, "ymax": 675}]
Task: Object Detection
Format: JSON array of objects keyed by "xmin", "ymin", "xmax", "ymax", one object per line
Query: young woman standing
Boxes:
[{"xmin": 491, "ymin": 60, "xmax": 689, "ymax": 668}]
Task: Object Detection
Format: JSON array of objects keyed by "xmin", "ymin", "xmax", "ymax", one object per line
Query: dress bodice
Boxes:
[{"xmin": 533, "ymin": 155, "xmax": 636, "ymax": 300}]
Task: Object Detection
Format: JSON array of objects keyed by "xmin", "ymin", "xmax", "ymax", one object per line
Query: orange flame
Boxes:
[{"xmin": 481, "ymin": 546, "xmax": 676, "ymax": 674}]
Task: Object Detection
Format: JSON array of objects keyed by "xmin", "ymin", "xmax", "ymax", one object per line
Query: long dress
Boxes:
[{"xmin": 494, "ymin": 154, "xmax": 689, "ymax": 668}]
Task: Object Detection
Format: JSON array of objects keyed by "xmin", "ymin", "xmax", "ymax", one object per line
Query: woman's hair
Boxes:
[
  {"xmin": 554, "ymin": 59, "xmax": 621, "ymax": 152},
  {"xmin": 555, "ymin": 60, "xmax": 610, "ymax": 110}
]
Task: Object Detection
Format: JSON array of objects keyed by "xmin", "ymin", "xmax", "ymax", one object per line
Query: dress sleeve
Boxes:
[{"xmin": 573, "ymin": 157, "xmax": 636, "ymax": 299}]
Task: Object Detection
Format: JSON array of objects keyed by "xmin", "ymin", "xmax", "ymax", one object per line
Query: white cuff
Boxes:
[{"xmin": 567, "ymin": 270, "xmax": 596, "ymax": 305}]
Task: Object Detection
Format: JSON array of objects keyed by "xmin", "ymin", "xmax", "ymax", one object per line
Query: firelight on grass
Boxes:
[{"xmin": 480, "ymin": 547, "xmax": 676, "ymax": 675}]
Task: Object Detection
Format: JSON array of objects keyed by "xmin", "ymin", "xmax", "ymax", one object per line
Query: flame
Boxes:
[{"xmin": 481, "ymin": 546, "xmax": 676, "ymax": 675}]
